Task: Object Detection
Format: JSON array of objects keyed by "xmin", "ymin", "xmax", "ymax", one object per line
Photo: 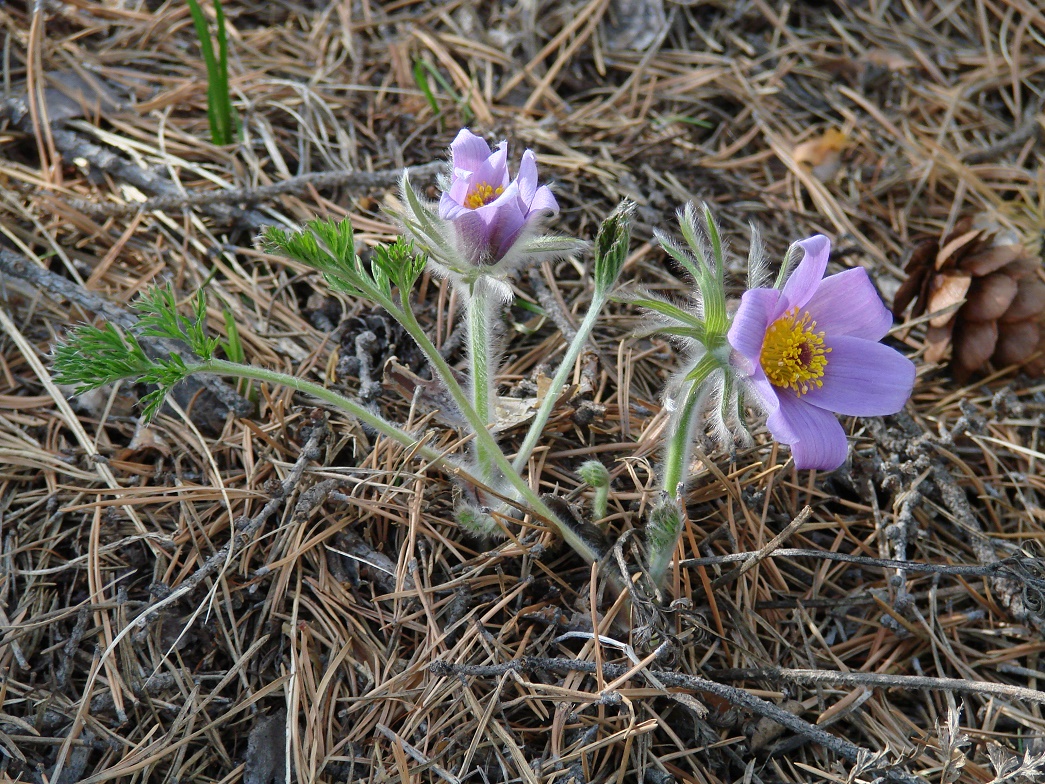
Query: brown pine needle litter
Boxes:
[{"xmin": 1, "ymin": 1, "xmax": 1044, "ymax": 783}]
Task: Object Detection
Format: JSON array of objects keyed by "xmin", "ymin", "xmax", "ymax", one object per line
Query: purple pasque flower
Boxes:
[
  {"xmin": 438, "ymin": 128, "xmax": 559, "ymax": 267},
  {"xmin": 727, "ymin": 235, "xmax": 915, "ymax": 470}
]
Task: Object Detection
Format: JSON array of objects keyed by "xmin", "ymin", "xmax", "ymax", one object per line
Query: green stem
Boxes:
[
  {"xmin": 196, "ymin": 357, "xmax": 604, "ymax": 565},
  {"xmin": 593, "ymin": 484, "xmax": 609, "ymax": 522},
  {"xmin": 661, "ymin": 354, "xmax": 718, "ymax": 498},
  {"xmin": 468, "ymin": 283, "xmax": 497, "ymax": 480},
  {"xmin": 513, "ymin": 294, "xmax": 604, "ymax": 473},
  {"xmin": 198, "ymin": 359, "xmax": 442, "ymax": 459}
]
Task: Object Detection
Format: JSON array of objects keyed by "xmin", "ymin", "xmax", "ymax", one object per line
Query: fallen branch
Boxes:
[
  {"xmin": 681, "ymin": 545, "xmax": 1014, "ymax": 577},
  {"xmin": 708, "ymin": 666, "xmax": 1045, "ymax": 705},
  {"xmin": 50, "ymin": 127, "xmax": 269, "ymax": 228},
  {"xmin": 65, "ymin": 160, "xmax": 445, "ymax": 221}
]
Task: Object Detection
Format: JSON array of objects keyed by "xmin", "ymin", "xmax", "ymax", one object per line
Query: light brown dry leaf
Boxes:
[
  {"xmin": 792, "ymin": 128, "xmax": 848, "ymax": 181},
  {"xmin": 864, "ymin": 48, "xmax": 916, "ymax": 71},
  {"xmin": 750, "ymin": 699, "xmax": 805, "ymax": 752}
]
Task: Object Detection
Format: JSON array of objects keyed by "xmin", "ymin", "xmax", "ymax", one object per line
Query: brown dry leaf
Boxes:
[
  {"xmin": 116, "ymin": 422, "xmax": 172, "ymax": 461},
  {"xmin": 493, "ymin": 395, "xmax": 539, "ymax": 432},
  {"xmin": 750, "ymin": 700, "xmax": 805, "ymax": 752},
  {"xmin": 864, "ymin": 48, "xmax": 916, "ymax": 71},
  {"xmin": 385, "ymin": 357, "xmax": 539, "ymax": 432},
  {"xmin": 792, "ymin": 129, "xmax": 848, "ymax": 181},
  {"xmin": 535, "ymin": 370, "xmax": 556, "ymax": 406}
]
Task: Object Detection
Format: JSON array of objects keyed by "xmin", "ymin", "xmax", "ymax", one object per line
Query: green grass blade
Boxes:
[
  {"xmin": 212, "ymin": 0, "xmax": 235, "ymax": 143},
  {"xmin": 186, "ymin": 0, "xmax": 235, "ymax": 145},
  {"xmin": 413, "ymin": 58, "xmax": 441, "ymax": 117}
]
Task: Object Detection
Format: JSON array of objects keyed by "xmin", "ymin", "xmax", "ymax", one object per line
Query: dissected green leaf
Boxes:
[{"xmin": 53, "ymin": 321, "xmax": 197, "ymax": 423}]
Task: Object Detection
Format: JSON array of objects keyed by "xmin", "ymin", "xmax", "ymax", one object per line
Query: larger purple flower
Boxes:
[
  {"xmin": 438, "ymin": 129, "xmax": 558, "ymax": 266},
  {"xmin": 727, "ymin": 235, "xmax": 915, "ymax": 470}
]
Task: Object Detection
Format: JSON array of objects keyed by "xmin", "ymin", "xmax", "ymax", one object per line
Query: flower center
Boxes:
[
  {"xmin": 760, "ymin": 307, "xmax": 831, "ymax": 395},
  {"xmin": 463, "ymin": 182, "xmax": 504, "ymax": 209}
]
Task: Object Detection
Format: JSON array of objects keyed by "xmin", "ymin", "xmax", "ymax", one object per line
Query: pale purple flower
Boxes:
[
  {"xmin": 727, "ymin": 235, "xmax": 915, "ymax": 470},
  {"xmin": 438, "ymin": 128, "xmax": 559, "ymax": 266}
]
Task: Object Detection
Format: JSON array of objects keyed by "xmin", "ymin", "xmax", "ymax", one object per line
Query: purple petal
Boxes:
[
  {"xmin": 515, "ymin": 152, "xmax": 558, "ymax": 216},
  {"xmin": 439, "ymin": 191, "xmax": 469, "ymax": 221},
  {"xmin": 516, "ymin": 150, "xmax": 539, "ymax": 204},
  {"xmin": 444, "ymin": 144, "xmax": 511, "ymax": 210},
  {"xmin": 728, "ymin": 288, "xmax": 781, "ymax": 373},
  {"xmin": 446, "ymin": 174, "xmax": 473, "ymax": 205},
  {"xmin": 768, "ymin": 392, "xmax": 849, "ymax": 470},
  {"xmin": 473, "ymin": 177, "xmax": 519, "ymax": 221},
  {"xmin": 528, "ymin": 184, "xmax": 559, "ymax": 216},
  {"xmin": 449, "ymin": 129, "xmax": 493, "ymax": 173},
  {"xmin": 780, "ymin": 234, "xmax": 831, "ymax": 313},
  {"xmin": 449, "ymin": 210, "xmax": 491, "ymax": 264},
  {"xmin": 743, "ymin": 365, "xmax": 780, "ymax": 419},
  {"xmin": 473, "ymin": 144, "xmax": 510, "ymax": 190},
  {"xmin": 484, "ymin": 141, "xmax": 509, "ymax": 183},
  {"xmin": 800, "ymin": 336, "xmax": 915, "ymax": 416},
  {"xmin": 486, "ymin": 196, "xmax": 527, "ymax": 260},
  {"xmin": 804, "ymin": 267, "xmax": 893, "ymax": 340}
]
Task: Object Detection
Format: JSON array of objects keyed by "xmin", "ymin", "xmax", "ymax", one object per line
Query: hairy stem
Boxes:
[
  {"xmin": 195, "ymin": 357, "xmax": 605, "ymax": 566},
  {"xmin": 593, "ymin": 482, "xmax": 609, "ymax": 522},
  {"xmin": 197, "ymin": 359, "xmax": 444, "ymax": 459},
  {"xmin": 468, "ymin": 283, "xmax": 498, "ymax": 480},
  {"xmin": 513, "ymin": 294, "xmax": 605, "ymax": 473},
  {"xmin": 661, "ymin": 354, "xmax": 717, "ymax": 497}
]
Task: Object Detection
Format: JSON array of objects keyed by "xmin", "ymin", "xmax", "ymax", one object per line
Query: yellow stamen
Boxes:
[
  {"xmin": 760, "ymin": 307, "xmax": 831, "ymax": 395},
  {"xmin": 463, "ymin": 182, "xmax": 504, "ymax": 209}
]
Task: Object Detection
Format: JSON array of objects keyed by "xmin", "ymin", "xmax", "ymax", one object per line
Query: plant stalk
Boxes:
[
  {"xmin": 661, "ymin": 354, "xmax": 717, "ymax": 497},
  {"xmin": 513, "ymin": 293, "xmax": 605, "ymax": 473},
  {"xmin": 467, "ymin": 282, "xmax": 497, "ymax": 480},
  {"xmin": 194, "ymin": 358, "xmax": 605, "ymax": 566}
]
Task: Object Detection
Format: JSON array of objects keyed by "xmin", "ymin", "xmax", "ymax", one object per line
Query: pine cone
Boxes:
[{"xmin": 893, "ymin": 216, "xmax": 1045, "ymax": 381}]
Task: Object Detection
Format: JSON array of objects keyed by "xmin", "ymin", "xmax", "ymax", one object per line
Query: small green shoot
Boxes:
[
  {"xmin": 645, "ymin": 494, "xmax": 684, "ymax": 589},
  {"xmin": 186, "ymin": 0, "xmax": 237, "ymax": 145},
  {"xmin": 413, "ymin": 58, "xmax": 442, "ymax": 119},
  {"xmin": 579, "ymin": 460, "xmax": 610, "ymax": 522},
  {"xmin": 411, "ymin": 57, "xmax": 473, "ymax": 125},
  {"xmin": 222, "ymin": 309, "xmax": 255, "ymax": 401},
  {"xmin": 593, "ymin": 200, "xmax": 634, "ymax": 297}
]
